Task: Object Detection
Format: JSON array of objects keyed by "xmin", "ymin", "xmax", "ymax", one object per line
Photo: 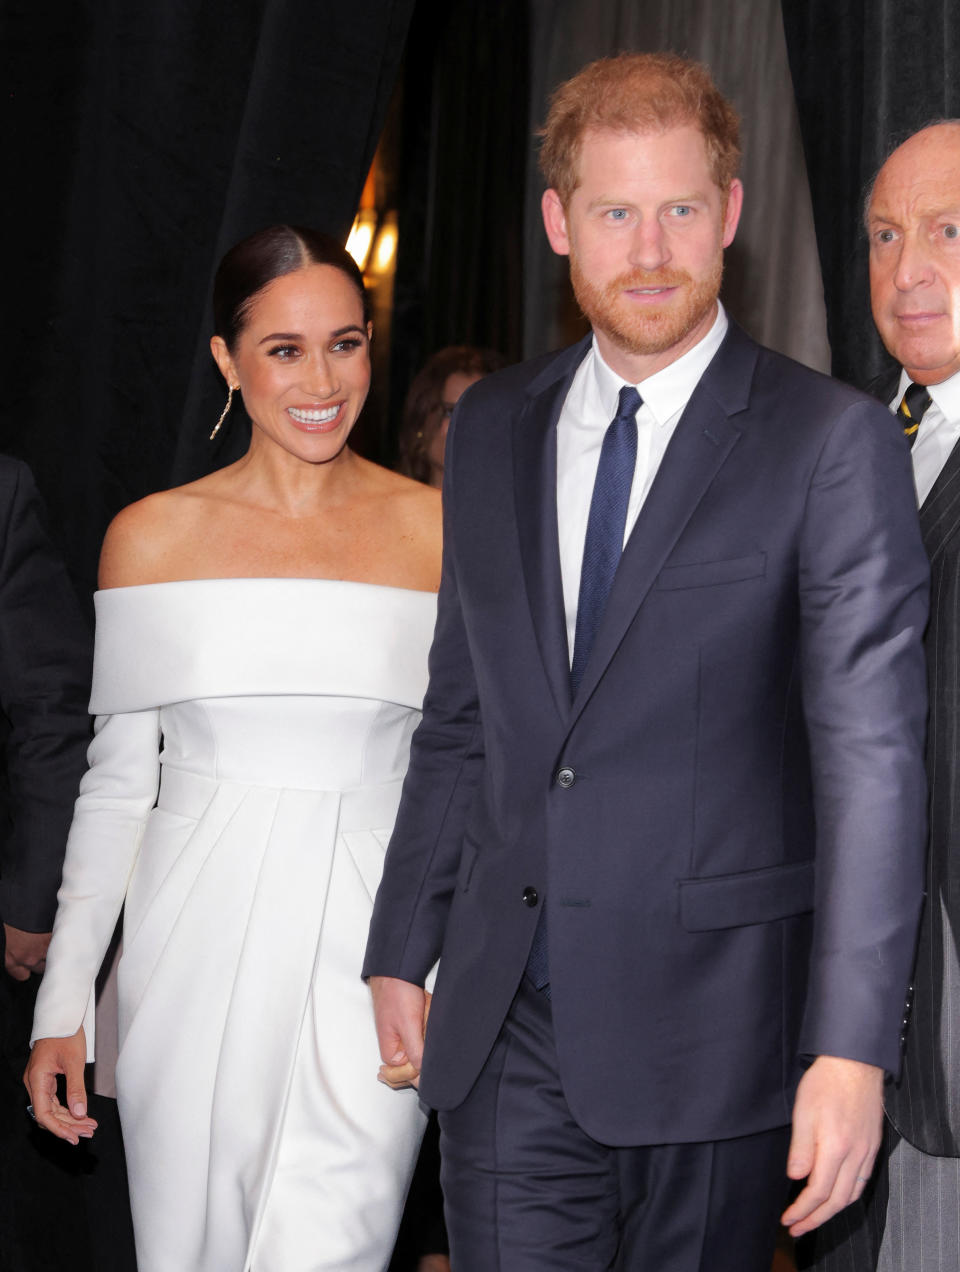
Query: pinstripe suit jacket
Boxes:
[{"xmin": 886, "ymin": 404, "xmax": 960, "ymax": 1158}]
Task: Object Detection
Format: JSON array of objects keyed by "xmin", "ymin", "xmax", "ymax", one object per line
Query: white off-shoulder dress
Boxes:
[{"xmin": 32, "ymin": 578, "xmax": 437, "ymax": 1272}]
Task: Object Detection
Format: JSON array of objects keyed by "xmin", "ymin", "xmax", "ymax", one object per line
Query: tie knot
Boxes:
[
  {"xmin": 616, "ymin": 385, "xmax": 642, "ymax": 422},
  {"xmin": 897, "ymin": 381, "xmax": 931, "ymax": 429}
]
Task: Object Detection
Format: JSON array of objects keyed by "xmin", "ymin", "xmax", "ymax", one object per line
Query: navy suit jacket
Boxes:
[
  {"xmin": 364, "ymin": 321, "xmax": 930, "ymax": 1147},
  {"xmin": 0, "ymin": 457, "xmax": 92, "ymax": 933}
]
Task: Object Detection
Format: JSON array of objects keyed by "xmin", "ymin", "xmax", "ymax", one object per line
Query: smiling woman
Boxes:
[
  {"xmin": 24, "ymin": 225, "xmax": 441, "ymax": 1271},
  {"xmin": 211, "ymin": 263, "xmax": 373, "ymax": 460}
]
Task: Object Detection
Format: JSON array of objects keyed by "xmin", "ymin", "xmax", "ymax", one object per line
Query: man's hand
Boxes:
[
  {"xmin": 4, "ymin": 923, "xmax": 51, "ymax": 981},
  {"xmin": 23, "ymin": 1027, "xmax": 97, "ymax": 1145},
  {"xmin": 781, "ymin": 1054, "xmax": 884, "ymax": 1237},
  {"xmin": 369, "ymin": 976, "xmax": 429, "ymax": 1089}
]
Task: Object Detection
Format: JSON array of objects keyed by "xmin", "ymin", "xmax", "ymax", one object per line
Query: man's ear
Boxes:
[
  {"xmin": 721, "ymin": 178, "xmax": 744, "ymax": 248},
  {"xmin": 542, "ymin": 189, "xmax": 571, "ymax": 257}
]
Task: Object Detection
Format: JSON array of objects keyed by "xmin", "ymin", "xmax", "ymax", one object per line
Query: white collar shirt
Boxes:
[{"xmin": 557, "ymin": 304, "xmax": 729, "ymax": 663}]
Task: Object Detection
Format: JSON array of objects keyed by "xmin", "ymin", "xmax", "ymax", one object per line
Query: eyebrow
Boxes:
[
  {"xmin": 586, "ymin": 193, "xmax": 706, "ymax": 211},
  {"xmin": 870, "ymin": 207, "xmax": 960, "ymax": 223},
  {"xmin": 257, "ymin": 325, "xmax": 367, "ymax": 345}
]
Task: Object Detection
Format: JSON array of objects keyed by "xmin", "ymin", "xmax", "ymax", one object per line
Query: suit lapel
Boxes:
[
  {"xmin": 920, "ymin": 436, "xmax": 960, "ymax": 563},
  {"xmin": 569, "ymin": 323, "xmax": 757, "ymax": 719},
  {"xmin": 513, "ymin": 339, "xmax": 591, "ymax": 720}
]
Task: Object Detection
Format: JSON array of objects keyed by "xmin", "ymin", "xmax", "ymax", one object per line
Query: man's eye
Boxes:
[
  {"xmin": 875, "ymin": 229, "xmax": 896, "ymax": 244},
  {"xmin": 944, "ymin": 224, "xmax": 959, "ymax": 240},
  {"xmin": 607, "ymin": 208, "xmax": 629, "ymax": 221},
  {"xmin": 670, "ymin": 205, "xmax": 693, "ymax": 217}
]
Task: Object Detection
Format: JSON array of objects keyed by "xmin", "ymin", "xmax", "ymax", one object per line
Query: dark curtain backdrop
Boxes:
[
  {"xmin": 386, "ymin": 0, "xmax": 529, "ymax": 456},
  {"xmin": 1, "ymin": 0, "xmax": 414, "ymax": 604},
  {"xmin": 781, "ymin": 0, "xmax": 960, "ymax": 389}
]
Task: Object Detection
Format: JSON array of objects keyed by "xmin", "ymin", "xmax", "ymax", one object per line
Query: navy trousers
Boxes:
[{"xmin": 439, "ymin": 978, "xmax": 791, "ymax": 1271}]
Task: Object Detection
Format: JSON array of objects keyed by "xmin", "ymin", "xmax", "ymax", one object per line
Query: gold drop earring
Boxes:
[{"xmin": 210, "ymin": 384, "xmax": 239, "ymax": 440}]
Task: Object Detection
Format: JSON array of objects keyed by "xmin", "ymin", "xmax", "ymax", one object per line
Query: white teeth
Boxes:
[{"xmin": 288, "ymin": 405, "xmax": 339, "ymax": 424}]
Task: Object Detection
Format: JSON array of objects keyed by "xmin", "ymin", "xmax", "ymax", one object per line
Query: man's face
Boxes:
[
  {"xmin": 541, "ymin": 125, "xmax": 742, "ymax": 381},
  {"xmin": 868, "ymin": 124, "xmax": 960, "ymax": 386}
]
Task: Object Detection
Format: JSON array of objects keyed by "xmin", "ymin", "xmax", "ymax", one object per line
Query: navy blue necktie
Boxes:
[
  {"xmin": 526, "ymin": 384, "xmax": 640, "ymax": 995},
  {"xmin": 570, "ymin": 385, "xmax": 641, "ymax": 696}
]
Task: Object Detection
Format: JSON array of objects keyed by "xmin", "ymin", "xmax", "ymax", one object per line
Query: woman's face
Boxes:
[
  {"xmin": 211, "ymin": 263, "xmax": 371, "ymax": 466},
  {"xmin": 425, "ymin": 370, "xmax": 482, "ymax": 485}
]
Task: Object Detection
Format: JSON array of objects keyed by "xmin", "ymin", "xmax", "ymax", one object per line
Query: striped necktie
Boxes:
[{"xmin": 897, "ymin": 381, "xmax": 932, "ymax": 447}]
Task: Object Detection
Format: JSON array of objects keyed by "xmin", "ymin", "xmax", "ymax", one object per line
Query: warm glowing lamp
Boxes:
[
  {"xmin": 371, "ymin": 213, "xmax": 398, "ymax": 274},
  {"xmin": 346, "ymin": 210, "xmax": 377, "ymax": 270}
]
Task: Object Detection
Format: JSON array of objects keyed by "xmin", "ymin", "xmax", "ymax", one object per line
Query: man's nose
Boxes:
[
  {"xmin": 894, "ymin": 233, "xmax": 936, "ymax": 291},
  {"xmin": 627, "ymin": 219, "xmax": 669, "ymax": 271}
]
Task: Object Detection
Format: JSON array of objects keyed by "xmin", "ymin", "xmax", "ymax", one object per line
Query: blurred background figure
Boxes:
[{"xmin": 398, "ymin": 347, "xmax": 508, "ymax": 488}]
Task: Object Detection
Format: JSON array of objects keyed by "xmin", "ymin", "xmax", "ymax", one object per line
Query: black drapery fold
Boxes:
[
  {"xmin": 781, "ymin": 0, "xmax": 960, "ymax": 388},
  {"xmin": 386, "ymin": 0, "xmax": 529, "ymax": 454},
  {"xmin": 1, "ymin": 0, "xmax": 414, "ymax": 599}
]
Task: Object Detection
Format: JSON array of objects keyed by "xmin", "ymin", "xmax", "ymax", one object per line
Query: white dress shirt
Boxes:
[
  {"xmin": 557, "ymin": 304, "xmax": 729, "ymax": 662},
  {"xmin": 894, "ymin": 368, "xmax": 960, "ymax": 507}
]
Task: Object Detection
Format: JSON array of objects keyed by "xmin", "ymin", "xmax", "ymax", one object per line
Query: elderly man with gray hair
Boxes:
[{"xmin": 804, "ymin": 119, "xmax": 960, "ymax": 1272}]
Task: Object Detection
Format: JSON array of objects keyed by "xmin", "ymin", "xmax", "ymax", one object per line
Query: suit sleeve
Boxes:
[
  {"xmin": 0, "ymin": 460, "xmax": 93, "ymax": 932},
  {"xmin": 797, "ymin": 398, "xmax": 929, "ymax": 1075},
  {"xmin": 363, "ymin": 411, "xmax": 485, "ymax": 984}
]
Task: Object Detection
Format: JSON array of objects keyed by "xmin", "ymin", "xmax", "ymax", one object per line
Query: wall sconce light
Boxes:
[
  {"xmin": 370, "ymin": 212, "xmax": 398, "ymax": 276},
  {"xmin": 346, "ymin": 209, "xmax": 378, "ymax": 271}
]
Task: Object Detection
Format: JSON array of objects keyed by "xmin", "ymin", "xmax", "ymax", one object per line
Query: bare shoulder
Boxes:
[
  {"xmin": 383, "ymin": 466, "xmax": 441, "ymax": 524},
  {"xmin": 352, "ymin": 461, "xmax": 442, "ymax": 591},
  {"xmin": 361, "ymin": 461, "xmax": 440, "ymax": 519},
  {"xmin": 368, "ymin": 464, "xmax": 441, "ymax": 546},
  {"xmin": 98, "ymin": 480, "xmax": 216, "ymax": 588}
]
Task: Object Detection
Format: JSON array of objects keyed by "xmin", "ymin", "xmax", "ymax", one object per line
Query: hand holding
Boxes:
[
  {"xmin": 23, "ymin": 1027, "xmax": 98, "ymax": 1144},
  {"xmin": 369, "ymin": 976, "xmax": 430, "ymax": 1089},
  {"xmin": 4, "ymin": 924, "xmax": 51, "ymax": 981},
  {"xmin": 781, "ymin": 1054, "xmax": 884, "ymax": 1237}
]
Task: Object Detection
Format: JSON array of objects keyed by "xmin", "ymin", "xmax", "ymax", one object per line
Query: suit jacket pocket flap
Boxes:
[
  {"xmin": 679, "ymin": 859, "xmax": 814, "ymax": 931},
  {"xmin": 655, "ymin": 552, "xmax": 766, "ymax": 590}
]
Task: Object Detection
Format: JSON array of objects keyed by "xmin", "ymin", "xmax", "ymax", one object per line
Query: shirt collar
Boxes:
[
  {"xmin": 896, "ymin": 366, "xmax": 960, "ymax": 426},
  {"xmin": 590, "ymin": 303, "xmax": 729, "ymax": 425}
]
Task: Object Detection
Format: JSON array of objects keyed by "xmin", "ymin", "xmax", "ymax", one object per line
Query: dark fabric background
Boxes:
[
  {"xmin": 781, "ymin": 0, "xmax": 960, "ymax": 389},
  {"xmin": 1, "ymin": 0, "xmax": 414, "ymax": 606},
  {"xmin": 386, "ymin": 0, "xmax": 529, "ymax": 463}
]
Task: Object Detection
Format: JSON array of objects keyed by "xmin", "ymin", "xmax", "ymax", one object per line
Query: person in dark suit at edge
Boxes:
[
  {"xmin": 364, "ymin": 53, "xmax": 930, "ymax": 1271},
  {"xmin": 802, "ymin": 120, "xmax": 960, "ymax": 1272},
  {"xmin": 0, "ymin": 456, "xmax": 95, "ymax": 1265}
]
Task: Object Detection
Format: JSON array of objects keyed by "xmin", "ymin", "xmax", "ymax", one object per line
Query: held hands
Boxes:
[
  {"xmin": 369, "ymin": 976, "xmax": 431, "ymax": 1090},
  {"xmin": 3, "ymin": 924, "xmax": 51, "ymax": 981},
  {"xmin": 23, "ymin": 1027, "xmax": 98, "ymax": 1145},
  {"xmin": 781, "ymin": 1054, "xmax": 884, "ymax": 1237}
]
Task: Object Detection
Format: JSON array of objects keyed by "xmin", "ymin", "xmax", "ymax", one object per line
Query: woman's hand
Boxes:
[{"xmin": 23, "ymin": 1028, "xmax": 98, "ymax": 1144}]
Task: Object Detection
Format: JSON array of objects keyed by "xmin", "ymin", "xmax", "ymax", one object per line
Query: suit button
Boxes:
[
  {"xmin": 522, "ymin": 886, "xmax": 539, "ymax": 907},
  {"xmin": 556, "ymin": 766, "xmax": 576, "ymax": 788}
]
